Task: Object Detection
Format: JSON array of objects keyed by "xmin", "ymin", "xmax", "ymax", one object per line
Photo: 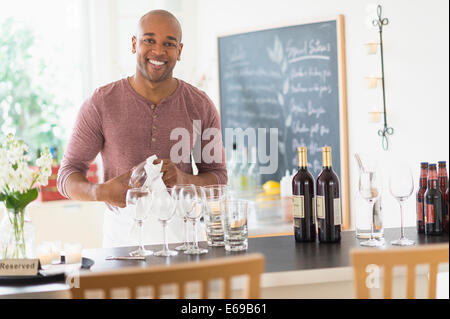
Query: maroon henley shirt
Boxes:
[{"xmin": 57, "ymin": 78, "xmax": 227, "ymax": 199}]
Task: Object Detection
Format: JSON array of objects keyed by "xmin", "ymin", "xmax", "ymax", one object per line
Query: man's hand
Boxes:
[
  {"xmin": 154, "ymin": 159, "xmax": 188, "ymax": 187},
  {"xmin": 96, "ymin": 168, "xmax": 133, "ymax": 208}
]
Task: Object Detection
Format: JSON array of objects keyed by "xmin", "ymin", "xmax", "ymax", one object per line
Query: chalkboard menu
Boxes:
[{"xmin": 218, "ymin": 17, "xmax": 349, "ymax": 187}]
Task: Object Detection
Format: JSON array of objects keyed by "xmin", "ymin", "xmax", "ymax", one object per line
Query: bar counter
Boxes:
[{"xmin": 0, "ymin": 227, "xmax": 448, "ymax": 298}]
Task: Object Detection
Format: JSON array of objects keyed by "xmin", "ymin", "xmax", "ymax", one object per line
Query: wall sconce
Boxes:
[
  {"xmin": 365, "ymin": 76, "xmax": 382, "ymax": 89},
  {"xmin": 369, "ymin": 109, "xmax": 383, "ymax": 123},
  {"xmin": 365, "ymin": 42, "xmax": 379, "ymax": 55},
  {"xmin": 367, "ymin": 4, "xmax": 394, "ymax": 150}
]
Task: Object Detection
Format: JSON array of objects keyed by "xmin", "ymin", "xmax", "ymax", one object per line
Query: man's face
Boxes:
[{"xmin": 132, "ymin": 14, "xmax": 183, "ymax": 84}]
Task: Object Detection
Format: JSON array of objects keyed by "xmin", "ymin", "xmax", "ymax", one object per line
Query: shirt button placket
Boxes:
[{"xmin": 151, "ymin": 104, "xmax": 157, "ymax": 146}]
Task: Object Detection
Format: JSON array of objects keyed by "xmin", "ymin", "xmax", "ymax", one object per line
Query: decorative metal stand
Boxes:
[{"xmin": 373, "ymin": 4, "xmax": 393, "ymax": 151}]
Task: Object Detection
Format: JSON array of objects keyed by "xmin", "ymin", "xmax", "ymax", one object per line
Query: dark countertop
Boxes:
[
  {"xmin": 1, "ymin": 227, "xmax": 448, "ymax": 298},
  {"xmin": 84, "ymin": 227, "xmax": 449, "ymax": 274}
]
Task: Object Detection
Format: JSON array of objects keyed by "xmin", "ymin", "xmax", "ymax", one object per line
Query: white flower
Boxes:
[
  {"xmin": 0, "ymin": 134, "xmax": 53, "ymax": 195},
  {"xmin": 35, "ymin": 147, "xmax": 53, "ymax": 188}
]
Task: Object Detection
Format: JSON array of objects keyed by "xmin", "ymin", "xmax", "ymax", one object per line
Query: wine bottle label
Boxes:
[
  {"xmin": 416, "ymin": 200, "xmax": 424, "ymax": 221},
  {"xmin": 312, "ymin": 197, "xmax": 316, "ymax": 224},
  {"xmin": 316, "ymin": 196, "xmax": 325, "ymax": 219},
  {"xmin": 292, "ymin": 195, "xmax": 305, "ymax": 218},
  {"xmin": 426, "ymin": 204, "xmax": 435, "ymax": 223},
  {"xmin": 334, "ymin": 198, "xmax": 342, "ymax": 226}
]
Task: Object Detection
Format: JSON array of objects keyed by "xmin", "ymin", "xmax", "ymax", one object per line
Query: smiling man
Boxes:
[{"xmin": 57, "ymin": 10, "xmax": 227, "ymax": 247}]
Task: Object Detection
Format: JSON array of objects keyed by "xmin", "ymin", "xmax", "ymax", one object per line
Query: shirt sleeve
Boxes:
[
  {"xmin": 57, "ymin": 94, "xmax": 104, "ymax": 198},
  {"xmin": 195, "ymin": 96, "xmax": 228, "ymax": 185}
]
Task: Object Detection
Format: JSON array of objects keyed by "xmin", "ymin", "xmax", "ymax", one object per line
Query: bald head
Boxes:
[{"xmin": 136, "ymin": 10, "xmax": 182, "ymax": 42}]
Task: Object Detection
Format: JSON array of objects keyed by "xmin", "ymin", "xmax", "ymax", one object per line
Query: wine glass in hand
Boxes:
[
  {"xmin": 153, "ymin": 188, "xmax": 178, "ymax": 257},
  {"xmin": 358, "ymin": 170, "xmax": 384, "ymax": 247},
  {"xmin": 126, "ymin": 188, "xmax": 153, "ymax": 257},
  {"xmin": 389, "ymin": 166, "xmax": 415, "ymax": 246}
]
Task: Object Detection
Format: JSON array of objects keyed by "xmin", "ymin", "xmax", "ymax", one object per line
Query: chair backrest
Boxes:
[
  {"xmin": 351, "ymin": 243, "xmax": 449, "ymax": 299},
  {"xmin": 71, "ymin": 253, "xmax": 265, "ymax": 299}
]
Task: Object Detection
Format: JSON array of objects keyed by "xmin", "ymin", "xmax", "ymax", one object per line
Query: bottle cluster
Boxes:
[
  {"xmin": 292, "ymin": 146, "xmax": 341, "ymax": 243},
  {"xmin": 226, "ymin": 143, "xmax": 261, "ymax": 193},
  {"xmin": 416, "ymin": 161, "xmax": 449, "ymax": 235}
]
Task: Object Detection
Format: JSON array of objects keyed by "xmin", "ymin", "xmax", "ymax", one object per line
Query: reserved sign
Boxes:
[{"xmin": 0, "ymin": 259, "xmax": 39, "ymax": 276}]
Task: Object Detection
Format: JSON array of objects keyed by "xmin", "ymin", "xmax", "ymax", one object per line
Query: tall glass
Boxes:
[
  {"xmin": 222, "ymin": 199, "xmax": 249, "ymax": 251},
  {"xmin": 153, "ymin": 188, "xmax": 178, "ymax": 257},
  {"xmin": 203, "ymin": 185, "xmax": 228, "ymax": 247},
  {"xmin": 358, "ymin": 170, "xmax": 384, "ymax": 247},
  {"xmin": 181, "ymin": 186, "xmax": 208, "ymax": 255},
  {"xmin": 126, "ymin": 188, "xmax": 153, "ymax": 257},
  {"xmin": 389, "ymin": 166, "xmax": 415, "ymax": 246}
]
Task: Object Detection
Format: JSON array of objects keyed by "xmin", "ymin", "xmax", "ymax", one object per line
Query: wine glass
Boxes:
[
  {"xmin": 172, "ymin": 184, "xmax": 195, "ymax": 251},
  {"xmin": 152, "ymin": 188, "xmax": 178, "ymax": 257},
  {"xmin": 389, "ymin": 166, "xmax": 415, "ymax": 246},
  {"xmin": 358, "ymin": 170, "xmax": 384, "ymax": 247},
  {"xmin": 129, "ymin": 158, "xmax": 163, "ymax": 189},
  {"xmin": 126, "ymin": 188, "xmax": 153, "ymax": 257},
  {"xmin": 180, "ymin": 186, "xmax": 208, "ymax": 255}
]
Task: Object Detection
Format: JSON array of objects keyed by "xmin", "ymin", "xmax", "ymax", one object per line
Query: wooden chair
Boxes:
[
  {"xmin": 70, "ymin": 253, "xmax": 265, "ymax": 299},
  {"xmin": 351, "ymin": 243, "xmax": 449, "ymax": 299}
]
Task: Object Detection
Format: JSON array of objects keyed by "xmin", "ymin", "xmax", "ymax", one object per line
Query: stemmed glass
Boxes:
[
  {"xmin": 126, "ymin": 188, "xmax": 153, "ymax": 257},
  {"xmin": 389, "ymin": 165, "xmax": 415, "ymax": 246},
  {"xmin": 172, "ymin": 184, "xmax": 195, "ymax": 251},
  {"xmin": 358, "ymin": 170, "xmax": 384, "ymax": 247},
  {"xmin": 180, "ymin": 186, "xmax": 208, "ymax": 255},
  {"xmin": 153, "ymin": 188, "xmax": 178, "ymax": 257}
]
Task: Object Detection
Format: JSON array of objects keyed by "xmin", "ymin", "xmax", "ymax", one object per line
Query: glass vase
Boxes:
[{"xmin": 0, "ymin": 207, "xmax": 35, "ymax": 259}]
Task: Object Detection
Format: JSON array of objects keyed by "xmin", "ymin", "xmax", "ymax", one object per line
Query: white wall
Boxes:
[
  {"xmin": 85, "ymin": 0, "xmax": 449, "ymax": 229},
  {"xmin": 84, "ymin": 0, "xmax": 199, "ymax": 96},
  {"xmin": 191, "ymin": 0, "xmax": 449, "ymax": 229}
]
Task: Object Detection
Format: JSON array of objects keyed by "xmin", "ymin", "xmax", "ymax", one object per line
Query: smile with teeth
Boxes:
[{"xmin": 147, "ymin": 59, "xmax": 167, "ymax": 67}]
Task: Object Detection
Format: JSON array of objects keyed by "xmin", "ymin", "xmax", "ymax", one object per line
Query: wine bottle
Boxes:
[
  {"xmin": 416, "ymin": 162, "xmax": 428, "ymax": 233},
  {"xmin": 292, "ymin": 147, "xmax": 316, "ymax": 242},
  {"xmin": 424, "ymin": 164, "xmax": 443, "ymax": 235},
  {"xmin": 438, "ymin": 161, "xmax": 448, "ymax": 233},
  {"xmin": 446, "ymin": 180, "xmax": 449, "ymax": 234},
  {"xmin": 238, "ymin": 146, "xmax": 249, "ymax": 191},
  {"xmin": 316, "ymin": 146, "xmax": 341, "ymax": 243},
  {"xmin": 248, "ymin": 147, "xmax": 260, "ymax": 191}
]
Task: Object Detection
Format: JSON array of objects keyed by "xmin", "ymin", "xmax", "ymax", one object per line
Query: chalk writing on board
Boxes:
[{"xmin": 219, "ymin": 20, "xmax": 341, "ymax": 182}]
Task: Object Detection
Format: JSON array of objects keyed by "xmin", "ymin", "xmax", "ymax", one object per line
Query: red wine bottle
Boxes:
[
  {"xmin": 446, "ymin": 180, "xmax": 449, "ymax": 234},
  {"xmin": 416, "ymin": 162, "xmax": 428, "ymax": 233},
  {"xmin": 316, "ymin": 146, "xmax": 341, "ymax": 243},
  {"xmin": 438, "ymin": 161, "xmax": 448, "ymax": 233},
  {"xmin": 425, "ymin": 164, "xmax": 443, "ymax": 235},
  {"xmin": 292, "ymin": 147, "xmax": 316, "ymax": 242}
]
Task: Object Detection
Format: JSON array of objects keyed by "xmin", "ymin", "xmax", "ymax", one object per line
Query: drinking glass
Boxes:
[
  {"xmin": 222, "ymin": 199, "xmax": 249, "ymax": 251},
  {"xmin": 172, "ymin": 184, "xmax": 195, "ymax": 251},
  {"xmin": 389, "ymin": 166, "xmax": 415, "ymax": 246},
  {"xmin": 358, "ymin": 170, "xmax": 384, "ymax": 247},
  {"xmin": 203, "ymin": 185, "xmax": 228, "ymax": 247},
  {"xmin": 126, "ymin": 188, "xmax": 153, "ymax": 257},
  {"xmin": 153, "ymin": 188, "xmax": 178, "ymax": 257},
  {"xmin": 181, "ymin": 186, "xmax": 208, "ymax": 255},
  {"xmin": 354, "ymin": 153, "xmax": 384, "ymax": 239}
]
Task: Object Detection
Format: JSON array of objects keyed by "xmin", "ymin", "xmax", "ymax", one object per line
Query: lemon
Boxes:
[{"xmin": 262, "ymin": 180, "xmax": 280, "ymax": 195}]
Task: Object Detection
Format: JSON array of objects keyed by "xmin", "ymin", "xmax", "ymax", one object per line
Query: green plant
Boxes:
[{"xmin": 0, "ymin": 17, "xmax": 65, "ymax": 162}]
